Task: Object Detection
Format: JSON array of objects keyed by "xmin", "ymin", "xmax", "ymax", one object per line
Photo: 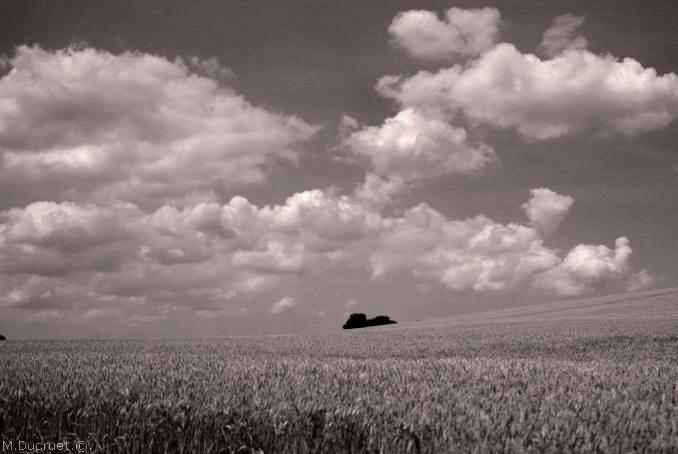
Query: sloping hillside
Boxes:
[{"xmin": 398, "ymin": 287, "xmax": 678, "ymax": 329}]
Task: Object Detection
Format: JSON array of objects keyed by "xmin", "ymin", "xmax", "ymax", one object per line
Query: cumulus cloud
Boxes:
[
  {"xmin": 344, "ymin": 108, "xmax": 494, "ymax": 207},
  {"xmin": 538, "ymin": 14, "xmax": 588, "ymax": 57},
  {"xmin": 0, "ymin": 189, "xmax": 381, "ymax": 321},
  {"xmin": 0, "ymin": 188, "xmax": 643, "ymax": 301},
  {"xmin": 225, "ymin": 190, "xmax": 381, "ymax": 274},
  {"xmin": 0, "ymin": 201, "xmax": 134, "ymax": 251},
  {"xmin": 0, "ymin": 186, "xmax": 654, "ymax": 328},
  {"xmin": 370, "ymin": 203, "xmax": 561, "ymax": 292},
  {"xmin": 522, "ymin": 188, "xmax": 574, "ymax": 235},
  {"xmin": 0, "ymin": 45, "xmax": 317, "ymax": 207},
  {"xmin": 0, "ymin": 201, "xmax": 139, "ymax": 275},
  {"xmin": 369, "ymin": 198, "xmax": 652, "ymax": 295},
  {"xmin": 534, "ymin": 237, "xmax": 634, "ymax": 296},
  {"xmin": 389, "ymin": 7, "xmax": 500, "ymax": 61},
  {"xmin": 377, "ymin": 43, "xmax": 678, "ymax": 139},
  {"xmin": 344, "ymin": 108, "xmax": 495, "ymax": 183}
]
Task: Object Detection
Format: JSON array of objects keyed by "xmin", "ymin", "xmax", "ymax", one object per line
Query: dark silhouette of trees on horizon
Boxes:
[
  {"xmin": 343, "ymin": 313, "xmax": 397, "ymax": 329},
  {"xmin": 0, "ymin": 334, "xmax": 6, "ymax": 341}
]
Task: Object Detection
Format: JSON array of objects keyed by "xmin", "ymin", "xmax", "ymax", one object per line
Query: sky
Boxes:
[{"xmin": 0, "ymin": 0, "xmax": 677, "ymax": 339}]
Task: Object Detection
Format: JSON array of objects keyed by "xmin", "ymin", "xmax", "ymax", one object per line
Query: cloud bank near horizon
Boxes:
[{"xmin": 0, "ymin": 187, "xmax": 653, "ymax": 328}]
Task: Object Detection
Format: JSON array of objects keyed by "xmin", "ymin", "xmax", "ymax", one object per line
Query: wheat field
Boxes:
[{"xmin": 2, "ymin": 289, "xmax": 677, "ymax": 453}]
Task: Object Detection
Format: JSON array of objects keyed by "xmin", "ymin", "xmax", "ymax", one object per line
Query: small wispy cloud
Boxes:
[{"xmin": 270, "ymin": 297, "xmax": 299, "ymax": 315}]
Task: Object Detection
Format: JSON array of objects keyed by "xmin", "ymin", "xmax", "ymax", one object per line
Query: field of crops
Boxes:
[{"xmin": 1, "ymin": 289, "xmax": 678, "ymax": 453}]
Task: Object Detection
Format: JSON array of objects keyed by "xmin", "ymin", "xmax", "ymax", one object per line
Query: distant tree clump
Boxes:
[
  {"xmin": 343, "ymin": 313, "xmax": 397, "ymax": 329},
  {"xmin": 0, "ymin": 334, "xmax": 6, "ymax": 341}
]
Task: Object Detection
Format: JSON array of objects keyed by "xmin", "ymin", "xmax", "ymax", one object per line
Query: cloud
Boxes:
[
  {"xmin": 534, "ymin": 237, "xmax": 638, "ymax": 296},
  {"xmin": 0, "ymin": 201, "xmax": 134, "ymax": 250},
  {"xmin": 0, "ymin": 45, "xmax": 318, "ymax": 207},
  {"xmin": 344, "ymin": 108, "xmax": 495, "ymax": 183},
  {"xmin": 370, "ymin": 203, "xmax": 561, "ymax": 292},
  {"xmin": 0, "ymin": 189, "xmax": 380, "ymax": 323},
  {"xmin": 338, "ymin": 114, "xmax": 360, "ymax": 137},
  {"xmin": 627, "ymin": 269, "xmax": 658, "ymax": 292},
  {"xmin": 0, "ymin": 11, "xmax": 663, "ymax": 338},
  {"xmin": 344, "ymin": 109, "xmax": 494, "ymax": 208},
  {"xmin": 354, "ymin": 173, "xmax": 407, "ymax": 210},
  {"xmin": 0, "ymin": 201, "xmax": 139, "ymax": 275},
  {"xmin": 377, "ymin": 43, "xmax": 678, "ymax": 140},
  {"xmin": 538, "ymin": 14, "xmax": 588, "ymax": 57},
  {"xmin": 270, "ymin": 296, "xmax": 299, "ymax": 315},
  {"xmin": 7, "ymin": 188, "xmax": 377, "ymax": 274},
  {"xmin": 0, "ymin": 187, "xmax": 653, "ymax": 329},
  {"xmin": 187, "ymin": 56, "xmax": 235, "ymax": 80},
  {"xmin": 389, "ymin": 7, "xmax": 500, "ymax": 61},
  {"xmin": 0, "ymin": 275, "xmax": 82, "ymax": 310},
  {"xmin": 367, "ymin": 191, "xmax": 648, "ymax": 295},
  {"xmin": 344, "ymin": 298, "xmax": 359, "ymax": 309},
  {"xmin": 522, "ymin": 188, "xmax": 574, "ymax": 235}
]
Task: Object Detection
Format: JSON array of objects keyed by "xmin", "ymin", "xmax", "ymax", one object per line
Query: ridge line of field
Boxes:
[
  {"xmin": 485, "ymin": 287, "xmax": 678, "ymax": 320},
  {"xmin": 394, "ymin": 287, "xmax": 678, "ymax": 328}
]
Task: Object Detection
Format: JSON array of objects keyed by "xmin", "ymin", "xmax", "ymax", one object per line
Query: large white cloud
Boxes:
[
  {"xmin": 0, "ymin": 45, "xmax": 318, "ymax": 207},
  {"xmin": 344, "ymin": 108, "xmax": 495, "ymax": 182},
  {"xmin": 370, "ymin": 201, "xmax": 651, "ymax": 296},
  {"xmin": 389, "ymin": 7, "xmax": 500, "ymax": 61},
  {"xmin": 343, "ymin": 108, "xmax": 495, "ymax": 208},
  {"xmin": 534, "ymin": 237, "xmax": 634, "ymax": 296},
  {"xmin": 0, "ymin": 190, "xmax": 380, "ymax": 311},
  {"xmin": 377, "ymin": 43, "xmax": 678, "ymax": 140},
  {"xmin": 370, "ymin": 204, "xmax": 561, "ymax": 292}
]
